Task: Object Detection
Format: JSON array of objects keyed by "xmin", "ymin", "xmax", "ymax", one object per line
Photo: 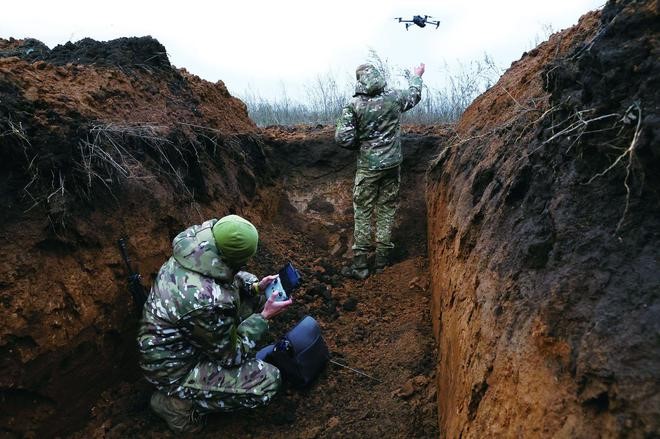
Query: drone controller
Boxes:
[
  {"xmin": 264, "ymin": 276, "xmax": 288, "ymax": 302},
  {"xmin": 264, "ymin": 262, "xmax": 301, "ymax": 302}
]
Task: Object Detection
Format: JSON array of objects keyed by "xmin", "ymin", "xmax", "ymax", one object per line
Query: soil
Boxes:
[
  {"xmin": 0, "ymin": 36, "xmax": 263, "ymax": 438},
  {"xmin": 0, "ymin": 36, "xmax": 449, "ymax": 438},
  {"xmin": 64, "ymin": 125, "xmax": 449, "ymax": 439},
  {"xmin": 427, "ymin": 1, "xmax": 659, "ymax": 437},
  {"xmin": 1, "ymin": 1, "xmax": 659, "ymax": 438}
]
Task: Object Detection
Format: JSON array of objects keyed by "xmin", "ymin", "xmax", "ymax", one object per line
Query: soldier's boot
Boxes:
[
  {"xmin": 374, "ymin": 249, "xmax": 390, "ymax": 274},
  {"xmin": 150, "ymin": 391, "xmax": 204, "ymax": 434},
  {"xmin": 341, "ymin": 254, "xmax": 370, "ymax": 280}
]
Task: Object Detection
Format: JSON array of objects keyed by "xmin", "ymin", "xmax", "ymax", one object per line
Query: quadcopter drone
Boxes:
[{"xmin": 394, "ymin": 15, "xmax": 440, "ymax": 31}]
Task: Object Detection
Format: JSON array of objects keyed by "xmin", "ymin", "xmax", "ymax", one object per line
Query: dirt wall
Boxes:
[
  {"xmin": 426, "ymin": 1, "xmax": 659, "ymax": 437},
  {"xmin": 0, "ymin": 35, "xmax": 449, "ymax": 438},
  {"xmin": 0, "ymin": 37, "xmax": 271, "ymax": 437}
]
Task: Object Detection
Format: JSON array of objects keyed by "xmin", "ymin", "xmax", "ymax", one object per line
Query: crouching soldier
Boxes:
[{"xmin": 138, "ymin": 215, "xmax": 292, "ymax": 433}]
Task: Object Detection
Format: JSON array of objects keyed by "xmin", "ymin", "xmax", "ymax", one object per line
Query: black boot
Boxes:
[
  {"xmin": 374, "ymin": 249, "xmax": 390, "ymax": 274},
  {"xmin": 341, "ymin": 254, "xmax": 370, "ymax": 280}
]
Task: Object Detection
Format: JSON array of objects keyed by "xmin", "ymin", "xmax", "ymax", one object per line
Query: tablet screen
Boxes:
[{"xmin": 279, "ymin": 262, "xmax": 301, "ymax": 294}]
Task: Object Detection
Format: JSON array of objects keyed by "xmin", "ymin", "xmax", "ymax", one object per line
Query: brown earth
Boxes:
[
  {"xmin": 0, "ymin": 36, "xmax": 266, "ymax": 437},
  {"xmin": 427, "ymin": 1, "xmax": 659, "ymax": 437},
  {"xmin": 67, "ymin": 125, "xmax": 448, "ymax": 439},
  {"xmin": 0, "ymin": 36, "xmax": 447, "ymax": 438},
  {"xmin": 1, "ymin": 0, "xmax": 659, "ymax": 437}
]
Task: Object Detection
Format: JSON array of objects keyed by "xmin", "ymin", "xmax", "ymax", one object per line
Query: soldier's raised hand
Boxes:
[{"xmin": 414, "ymin": 63, "xmax": 425, "ymax": 77}]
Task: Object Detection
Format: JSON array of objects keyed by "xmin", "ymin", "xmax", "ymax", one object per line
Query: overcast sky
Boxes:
[{"xmin": 3, "ymin": 0, "xmax": 604, "ymax": 100}]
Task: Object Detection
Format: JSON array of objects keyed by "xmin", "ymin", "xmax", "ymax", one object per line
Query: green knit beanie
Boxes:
[{"xmin": 212, "ymin": 215, "xmax": 259, "ymax": 265}]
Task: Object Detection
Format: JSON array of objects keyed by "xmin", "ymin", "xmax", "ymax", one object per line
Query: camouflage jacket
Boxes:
[
  {"xmin": 137, "ymin": 219, "xmax": 268, "ymax": 387},
  {"xmin": 335, "ymin": 65, "xmax": 423, "ymax": 170}
]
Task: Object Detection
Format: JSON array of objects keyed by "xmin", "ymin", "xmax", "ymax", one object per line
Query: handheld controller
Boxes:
[
  {"xmin": 264, "ymin": 276, "xmax": 288, "ymax": 302},
  {"xmin": 263, "ymin": 262, "xmax": 301, "ymax": 302}
]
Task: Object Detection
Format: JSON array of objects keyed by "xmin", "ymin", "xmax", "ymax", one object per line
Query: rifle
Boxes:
[{"xmin": 117, "ymin": 237, "xmax": 147, "ymax": 312}]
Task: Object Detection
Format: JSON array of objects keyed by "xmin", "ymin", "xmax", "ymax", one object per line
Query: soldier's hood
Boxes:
[
  {"xmin": 354, "ymin": 64, "xmax": 387, "ymax": 96},
  {"xmin": 172, "ymin": 219, "xmax": 234, "ymax": 282}
]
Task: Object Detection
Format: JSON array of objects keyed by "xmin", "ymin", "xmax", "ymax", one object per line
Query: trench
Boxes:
[
  {"xmin": 3, "ymin": 126, "xmax": 449, "ymax": 438},
  {"xmin": 4, "ymin": 8, "xmax": 659, "ymax": 435}
]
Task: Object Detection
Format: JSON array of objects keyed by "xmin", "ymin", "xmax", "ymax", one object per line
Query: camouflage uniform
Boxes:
[
  {"xmin": 137, "ymin": 219, "xmax": 280, "ymax": 414},
  {"xmin": 335, "ymin": 64, "xmax": 423, "ymax": 259}
]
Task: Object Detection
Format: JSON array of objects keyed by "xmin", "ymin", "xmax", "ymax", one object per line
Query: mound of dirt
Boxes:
[
  {"xmin": 1, "ymin": 36, "xmax": 171, "ymax": 70},
  {"xmin": 427, "ymin": 0, "xmax": 659, "ymax": 437},
  {"xmin": 0, "ymin": 38, "xmax": 50, "ymax": 62},
  {"xmin": 0, "ymin": 36, "xmax": 266, "ymax": 437},
  {"xmin": 47, "ymin": 37, "xmax": 171, "ymax": 69},
  {"xmin": 0, "ymin": 36, "xmax": 257, "ymax": 221}
]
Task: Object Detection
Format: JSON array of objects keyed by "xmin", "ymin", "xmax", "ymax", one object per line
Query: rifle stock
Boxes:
[{"xmin": 118, "ymin": 238, "xmax": 147, "ymax": 312}]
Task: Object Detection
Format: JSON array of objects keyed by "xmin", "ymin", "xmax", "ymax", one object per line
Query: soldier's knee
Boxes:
[
  {"xmin": 263, "ymin": 361, "xmax": 282, "ymax": 393},
  {"xmin": 238, "ymin": 362, "xmax": 279, "ymax": 409},
  {"xmin": 249, "ymin": 360, "xmax": 281, "ymax": 401}
]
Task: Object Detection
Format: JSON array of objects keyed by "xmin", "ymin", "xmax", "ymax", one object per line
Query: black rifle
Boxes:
[{"xmin": 118, "ymin": 237, "xmax": 147, "ymax": 312}]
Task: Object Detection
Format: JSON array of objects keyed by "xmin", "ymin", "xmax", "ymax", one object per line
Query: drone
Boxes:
[{"xmin": 394, "ymin": 15, "xmax": 440, "ymax": 31}]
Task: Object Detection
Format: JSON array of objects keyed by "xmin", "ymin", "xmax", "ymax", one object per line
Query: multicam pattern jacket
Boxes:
[
  {"xmin": 137, "ymin": 219, "xmax": 268, "ymax": 387},
  {"xmin": 335, "ymin": 65, "xmax": 423, "ymax": 170}
]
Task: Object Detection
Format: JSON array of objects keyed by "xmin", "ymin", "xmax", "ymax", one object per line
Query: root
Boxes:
[
  {"xmin": 543, "ymin": 110, "xmax": 620, "ymax": 146},
  {"xmin": 429, "ymin": 97, "xmax": 548, "ymax": 172},
  {"xmin": 46, "ymin": 171, "xmax": 65, "ymax": 203},
  {"xmin": 2, "ymin": 116, "xmax": 45, "ymax": 213},
  {"xmin": 17, "ymin": 121, "xmax": 206, "ymax": 221},
  {"xmin": 530, "ymin": 101, "xmax": 643, "ymax": 233},
  {"xmin": 524, "ymin": 101, "xmax": 643, "ymax": 233},
  {"xmin": 10, "ymin": 119, "xmax": 208, "ymax": 222},
  {"xmin": 586, "ymin": 102, "xmax": 643, "ymax": 232},
  {"xmin": 431, "ymin": 97, "xmax": 645, "ymax": 236},
  {"xmin": 3, "ymin": 119, "xmax": 31, "ymax": 148},
  {"xmin": 78, "ymin": 123, "xmax": 197, "ymax": 202}
]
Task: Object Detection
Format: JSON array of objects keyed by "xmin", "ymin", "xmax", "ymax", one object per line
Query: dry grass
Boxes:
[
  {"xmin": 7, "ymin": 121, "xmax": 205, "ymax": 223},
  {"xmin": 77, "ymin": 123, "xmax": 194, "ymax": 198},
  {"xmin": 240, "ymin": 51, "xmax": 499, "ymax": 127}
]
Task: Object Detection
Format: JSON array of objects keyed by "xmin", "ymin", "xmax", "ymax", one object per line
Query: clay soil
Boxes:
[
  {"xmin": 0, "ymin": 35, "xmax": 448, "ymax": 438},
  {"xmin": 427, "ymin": 1, "xmax": 659, "ymax": 437},
  {"xmin": 68, "ymin": 126, "xmax": 449, "ymax": 439},
  {"xmin": 2, "ymin": 1, "xmax": 659, "ymax": 438}
]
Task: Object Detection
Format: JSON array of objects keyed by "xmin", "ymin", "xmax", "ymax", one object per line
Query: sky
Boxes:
[{"xmin": 2, "ymin": 0, "xmax": 604, "ymax": 101}]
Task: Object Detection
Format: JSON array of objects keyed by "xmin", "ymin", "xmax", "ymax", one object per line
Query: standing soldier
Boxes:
[
  {"xmin": 138, "ymin": 215, "xmax": 292, "ymax": 433},
  {"xmin": 335, "ymin": 62, "xmax": 425, "ymax": 279}
]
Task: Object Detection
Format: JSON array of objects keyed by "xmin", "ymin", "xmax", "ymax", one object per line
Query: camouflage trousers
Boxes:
[
  {"xmin": 167, "ymin": 358, "xmax": 281, "ymax": 414},
  {"xmin": 352, "ymin": 166, "xmax": 401, "ymax": 256}
]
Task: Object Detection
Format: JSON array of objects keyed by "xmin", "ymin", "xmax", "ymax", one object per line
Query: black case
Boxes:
[{"xmin": 256, "ymin": 315, "xmax": 329, "ymax": 388}]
